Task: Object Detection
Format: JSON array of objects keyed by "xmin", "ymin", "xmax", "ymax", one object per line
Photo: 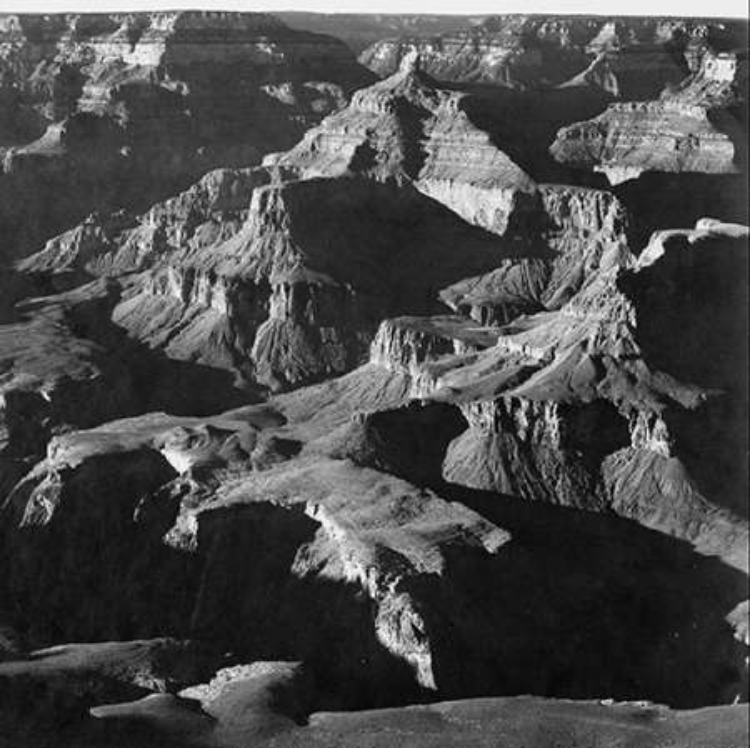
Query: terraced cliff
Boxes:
[
  {"xmin": 551, "ymin": 49, "xmax": 747, "ymax": 184},
  {"xmin": 0, "ymin": 11, "xmax": 374, "ymax": 262},
  {"xmin": 359, "ymin": 15, "xmax": 747, "ymax": 96}
]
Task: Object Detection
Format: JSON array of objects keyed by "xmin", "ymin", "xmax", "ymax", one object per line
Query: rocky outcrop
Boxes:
[
  {"xmin": 90, "ymin": 694, "xmax": 749, "ymax": 748},
  {"xmin": 366, "ymin": 220, "xmax": 748, "ymax": 576},
  {"xmin": 1, "ymin": 394, "xmax": 746, "ymax": 715},
  {"xmin": 551, "ymin": 50, "xmax": 745, "ymax": 185},
  {"xmin": 440, "ymin": 186, "xmax": 631, "ymax": 321},
  {"xmin": 15, "ymin": 62, "xmax": 638, "ymax": 397},
  {"xmin": 105, "ymin": 176, "xmax": 515, "ymax": 390},
  {"xmin": 0, "ymin": 15, "xmax": 746, "ymax": 748},
  {"xmin": 266, "ymin": 53, "xmax": 537, "ymax": 235},
  {"xmin": 0, "ymin": 638, "xmax": 226, "ymax": 747},
  {"xmin": 0, "ymin": 11, "xmax": 374, "ymax": 262},
  {"xmin": 2, "ymin": 645, "xmax": 747, "ymax": 748},
  {"xmin": 18, "ymin": 166, "xmax": 275, "ymax": 279},
  {"xmin": 0, "ymin": 411, "xmax": 505, "ymax": 704},
  {"xmin": 359, "ymin": 16, "xmax": 746, "ymax": 97}
]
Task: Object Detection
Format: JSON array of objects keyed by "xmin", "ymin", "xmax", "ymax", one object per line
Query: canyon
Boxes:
[{"xmin": 0, "ymin": 10, "xmax": 747, "ymax": 748}]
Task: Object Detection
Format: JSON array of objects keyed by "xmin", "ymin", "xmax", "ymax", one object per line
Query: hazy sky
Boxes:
[{"xmin": 0, "ymin": 1, "xmax": 745, "ymax": 19}]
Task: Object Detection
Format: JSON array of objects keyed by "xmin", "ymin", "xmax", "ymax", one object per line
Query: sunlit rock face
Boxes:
[
  {"xmin": 16, "ymin": 62, "xmax": 635, "ymax": 394},
  {"xmin": 265, "ymin": 53, "xmax": 537, "ymax": 233},
  {"xmin": 550, "ymin": 49, "xmax": 746, "ymax": 185},
  {"xmin": 367, "ymin": 220, "xmax": 748, "ymax": 571}
]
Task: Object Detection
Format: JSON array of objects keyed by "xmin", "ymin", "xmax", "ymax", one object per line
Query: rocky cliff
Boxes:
[
  {"xmin": 0, "ymin": 11, "xmax": 374, "ymax": 262},
  {"xmin": 365, "ymin": 220, "xmax": 748, "ymax": 569},
  {"xmin": 550, "ymin": 49, "xmax": 746, "ymax": 185},
  {"xmin": 18, "ymin": 62, "xmax": 621, "ymax": 392},
  {"xmin": 359, "ymin": 15, "xmax": 747, "ymax": 96}
]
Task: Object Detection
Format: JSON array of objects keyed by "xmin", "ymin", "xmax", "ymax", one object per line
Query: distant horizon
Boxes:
[{"xmin": 0, "ymin": 1, "xmax": 746, "ymax": 21}]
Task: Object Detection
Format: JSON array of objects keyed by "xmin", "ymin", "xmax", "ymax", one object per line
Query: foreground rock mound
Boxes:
[{"xmin": 1, "ymin": 648, "xmax": 747, "ymax": 747}]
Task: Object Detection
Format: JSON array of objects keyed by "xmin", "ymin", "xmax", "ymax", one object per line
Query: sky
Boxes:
[{"xmin": 0, "ymin": 1, "xmax": 746, "ymax": 19}]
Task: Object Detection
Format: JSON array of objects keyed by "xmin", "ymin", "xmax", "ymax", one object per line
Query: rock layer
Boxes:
[
  {"xmin": 551, "ymin": 49, "xmax": 746, "ymax": 185},
  {"xmin": 0, "ymin": 11, "xmax": 374, "ymax": 262},
  {"xmin": 359, "ymin": 15, "xmax": 747, "ymax": 96}
]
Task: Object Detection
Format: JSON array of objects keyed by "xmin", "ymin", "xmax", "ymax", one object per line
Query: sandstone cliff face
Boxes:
[{"xmin": 0, "ymin": 11, "xmax": 374, "ymax": 262}]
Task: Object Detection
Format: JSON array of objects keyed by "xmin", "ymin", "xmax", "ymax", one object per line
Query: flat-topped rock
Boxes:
[{"xmin": 550, "ymin": 50, "xmax": 745, "ymax": 185}]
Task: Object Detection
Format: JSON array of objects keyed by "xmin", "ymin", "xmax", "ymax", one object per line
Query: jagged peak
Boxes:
[
  {"xmin": 399, "ymin": 49, "xmax": 422, "ymax": 75},
  {"xmin": 352, "ymin": 47, "xmax": 444, "ymax": 113}
]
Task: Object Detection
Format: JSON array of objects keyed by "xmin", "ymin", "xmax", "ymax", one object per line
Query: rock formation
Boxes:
[
  {"xmin": 0, "ymin": 11, "xmax": 374, "ymax": 262},
  {"xmin": 551, "ymin": 49, "xmax": 747, "ymax": 185},
  {"xmin": 0, "ymin": 10, "xmax": 747, "ymax": 748},
  {"xmin": 359, "ymin": 16, "xmax": 747, "ymax": 97},
  {"xmin": 16, "ymin": 62, "xmax": 635, "ymax": 391}
]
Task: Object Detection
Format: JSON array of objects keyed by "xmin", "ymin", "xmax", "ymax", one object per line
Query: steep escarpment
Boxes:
[
  {"xmin": 266, "ymin": 53, "xmax": 538, "ymax": 235},
  {"xmin": 0, "ymin": 11, "xmax": 374, "ymax": 262},
  {"xmin": 551, "ymin": 49, "xmax": 746, "ymax": 185},
  {"xmin": 111, "ymin": 176, "xmax": 513, "ymax": 390},
  {"xmin": 364, "ymin": 220, "xmax": 748, "ymax": 575}
]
